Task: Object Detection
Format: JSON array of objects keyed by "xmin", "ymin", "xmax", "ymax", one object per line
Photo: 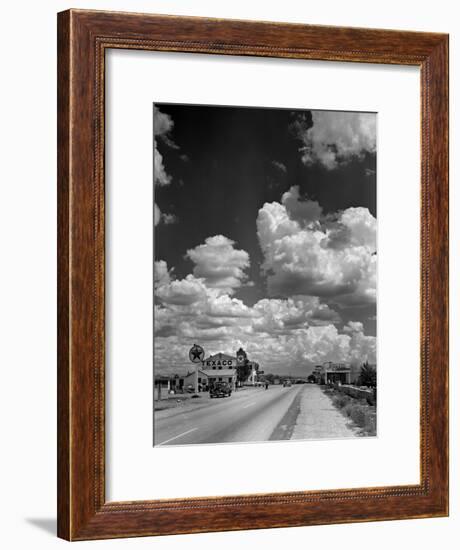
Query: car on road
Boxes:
[
  {"xmin": 209, "ymin": 381, "xmax": 232, "ymax": 398},
  {"xmin": 283, "ymin": 380, "xmax": 292, "ymax": 387}
]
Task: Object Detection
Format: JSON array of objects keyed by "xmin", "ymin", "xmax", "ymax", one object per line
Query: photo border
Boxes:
[{"xmin": 57, "ymin": 9, "xmax": 448, "ymax": 540}]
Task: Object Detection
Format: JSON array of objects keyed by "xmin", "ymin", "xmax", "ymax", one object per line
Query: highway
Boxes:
[{"xmin": 154, "ymin": 385, "xmax": 305, "ymax": 446}]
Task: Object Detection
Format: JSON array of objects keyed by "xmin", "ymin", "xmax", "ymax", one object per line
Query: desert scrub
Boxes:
[
  {"xmin": 327, "ymin": 389, "xmax": 376, "ymax": 436},
  {"xmin": 332, "ymin": 393, "xmax": 352, "ymax": 409}
]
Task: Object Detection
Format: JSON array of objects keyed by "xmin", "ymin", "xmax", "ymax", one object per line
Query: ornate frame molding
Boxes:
[{"xmin": 58, "ymin": 10, "xmax": 448, "ymax": 540}]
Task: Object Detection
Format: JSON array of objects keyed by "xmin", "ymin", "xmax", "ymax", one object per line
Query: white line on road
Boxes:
[
  {"xmin": 242, "ymin": 402, "xmax": 256, "ymax": 409},
  {"xmin": 157, "ymin": 427, "xmax": 197, "ymax": 446}
]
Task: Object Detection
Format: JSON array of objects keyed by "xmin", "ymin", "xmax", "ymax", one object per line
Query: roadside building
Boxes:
[
  {"xmin": 183, "ymin": 369, "xmax": 209, "ymax": 392},
  {"xmin": 205, "ymin": 369, "xmax": 237, "ymax": 390},
  {"xmin": 154, "ymin": 375, "xmax": 171, "ymax": 391},
  {"xmin": 154, "ymin": 375, "xmax": 171, "ymax": 400},
  {"xmin": 201, "ymin": 352, "xmax": 237, "ymax": 370},
  {"xmin": 200, "ymin": 348, "xmax": 259, "ymax": 389},
  {"xmin": 313, "ymin": 363, "xmax": 377, "ymax": 386},
  {"xmin": 169, "ymin": 374, "xmax": 184, "ymax": 392},
  {"xmin": 200, "ymin": 352, "xmax": 237, "ymax": 390},
  {"xmin": 313, "ymin": 362, "xmax": 352, "ymax": 385},
  {"xmin": 157, "ymin": 348, "xmax": 260, "ymax": 395}
]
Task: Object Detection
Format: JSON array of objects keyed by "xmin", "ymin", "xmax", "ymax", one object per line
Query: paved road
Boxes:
[
  {"xmin": 154, "ymin": 385, "xmax": 302, "ymax": 446},
  {"xmin": 154, "ymin": 384, "xmax": 359, "ymax": 446}
]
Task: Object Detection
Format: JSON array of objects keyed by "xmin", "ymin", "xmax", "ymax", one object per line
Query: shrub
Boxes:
[
  {"xmin": 326, "ymin": 387, "xmax": 377, "ymax": 436},
  {"xmin": 350, "ymin": 405, "xmax": 367, "ymax": 427},
  {"xmin": 358, "ymin": 362, "xmax": 377, "ymax": 388},
  {"xmin": 333, "ymin": 394, "xmax": 352, "ymax": 408}
]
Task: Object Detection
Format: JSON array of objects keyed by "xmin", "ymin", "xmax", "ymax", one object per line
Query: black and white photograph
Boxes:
[{"xmin": 153, "ymin": 103, "xmax": 377, "ymax": 447}]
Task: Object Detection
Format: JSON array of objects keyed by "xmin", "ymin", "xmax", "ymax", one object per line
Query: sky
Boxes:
[{"xmin": 154, "ymin": 104, "xmax": 377, "ymax": 376}]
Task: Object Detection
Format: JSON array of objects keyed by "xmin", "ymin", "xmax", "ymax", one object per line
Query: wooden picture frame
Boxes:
[{"xmin": 57, "ymin": 9, "xmax": 449, "ymax": 541}]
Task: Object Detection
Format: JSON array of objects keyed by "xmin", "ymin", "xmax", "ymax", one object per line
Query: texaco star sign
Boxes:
[{"xmin": 189, "ymin": 344, "xmax": 205, "ymax": 364}]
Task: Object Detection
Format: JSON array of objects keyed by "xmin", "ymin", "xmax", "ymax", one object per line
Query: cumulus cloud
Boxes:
[
  {"xmin": 271, "ymin": 160, "xmax": 287, "ymax": 173},
  {"xmin": 154, "ymin": 263, "xmax": 255, "ymax": 349},
  {"xmin": 153, "ymin": 105, "xmax": 174, "ymax": 137},
  {"xmin": 154, "ymin": 190, "xmax": 377, "ymax": 374},
  {"xmin": 156, "ymin": 276, "xmax": 338, "ymax": 340},
  {"xmin": 154, "ymin": 303, "xmax": 375, "ymax": 374},
  {"xmin": 253, "ymin": 296, "xmax": 340, "ymax": 334},
  {"xmin": 153, "ymin": 257, "xmax": 375, "ymax": 374},
  {"xmin": 340, "ymin": 207, "xmax": 376, "ymax": 248},
  {"xmin": 153, "ymin": 105, "xmax": 176, "ymax": 186},
  {"xmin": 153, "ymin": 107, "xmax": 183, "ymax": 223},
  {"xmin": 257, "ymin": 189, "xmax": 376, "ymax": 306},
  {"xmin": 186, "ymin": 235, "xmax": 250, "ymax": 295},
  {"xmin": 343, "ymin": 321, "xmax": 364, "ymax": 334},
  {"xmin": 156, "ymin": 274, "xmax": 208, "ymax": 306},
  {"xmin": 154, "ymin": 205, "xmax": 179, "ymax": 227},
  {"xmin": 154, "ymin": 148, "xmax": 171, "ymax": 186},
  {"xmin": 245, "ymin": 323, "xmax": 376, "ymax": 374},
  {"xmin": 154, "ymin": 203, "xmax": 161, "ymax": 226},
  {"xmin": 295, "ymin": 111, "xmax": 376, "ymax": 170},
  {"xmin": 152, "ymin": 109, "xmax": 378, "ymax": 375},
  {"xmin": 342, "ymin": 321, "xmax": 377, "ymax": 364},
  {"xmin": 281, "ymin": 185, "xmax": 322, "ymax": 225},
  {"xmin": 206, "ymin": 294, "xmax": 256, "ymax": 318},
  {"xmin": 154, "ymin": 260, "xmax": 171, "ymax": 288},
  {"xmin": 161, "ymin": 212, "xmax": 178, "ymax": 225},
  {"xmin": 155, "ymin": 260, "xmax": 253, "ymax": 319}
]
